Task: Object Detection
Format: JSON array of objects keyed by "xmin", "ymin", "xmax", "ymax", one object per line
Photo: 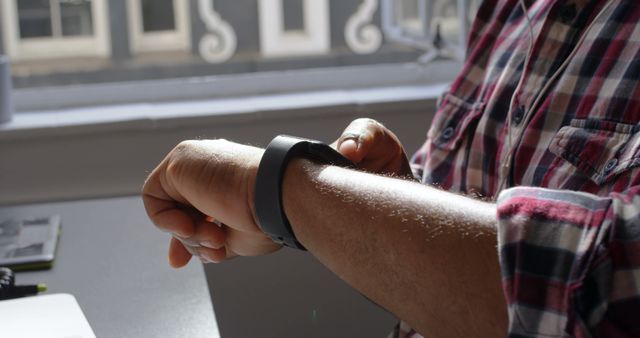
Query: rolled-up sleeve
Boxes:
[{"xmin": 497, "ymin": 186, "xmax": 640, "ymax": 337}]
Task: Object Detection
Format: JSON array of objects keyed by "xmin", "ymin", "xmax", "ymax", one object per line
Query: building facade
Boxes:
[{"xmin": 0, "ymin": 0, "xmax": 450, "ymax": 88}]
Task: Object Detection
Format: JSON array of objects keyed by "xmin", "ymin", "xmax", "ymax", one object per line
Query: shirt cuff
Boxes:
[{"xmin": 496, "ymin": 186, "xmax": 612, "ymax": 337}]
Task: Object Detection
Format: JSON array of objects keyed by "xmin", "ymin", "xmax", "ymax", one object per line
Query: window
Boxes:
[
  {"xmin": 1, "ymin": 0, "xmax": 110, "ymax": 61},
  {"xmin": 127, "ymin": 0, "xmax": 191, "ymax": 53},
  {"xmin": 382, "ymin": 0, "xmax": 480, "ymax": 62},
  {"xmin": 3, "ymin": 0, "xmax": 480, "ymax": 100}
]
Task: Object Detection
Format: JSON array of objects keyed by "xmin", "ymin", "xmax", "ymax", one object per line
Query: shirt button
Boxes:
[
  {"xmin": 560, "ymin": 3, "xmax": 577, "ymax": 24},
  {"xmin": 512, "ymin": 106, "xmax": 525, "ymax": 125},
  {"xmin": 440, "ymin": 126, "xmax": 455, "ymax": 142},
  {"xmin": 604, "ymin": 158, "xmax": 618, "ymax": 173}
]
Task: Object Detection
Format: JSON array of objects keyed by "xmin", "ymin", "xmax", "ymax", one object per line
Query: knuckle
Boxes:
[
  {"xmin": 166, "ymin": 140, "xmax": 200, "ymax": 176},
  {"xmin": 141, "ymin": 174, "xmax": 153, "ymax": 192},
  {"xmin": 363, "ymin": 118, "xmax": 386, "ymax": 135},
  {"xmin": 363, "ymin": 118, "xmax": 380, "ymax": 127},
  {"xmin": 352, "ymin": 117, "xmax": 373, "ymax": 124},
  {"xmin": 165, "ymin": 157, "xmax": 184, "ymax": 181},
  {"xmin": 339, "ymin": 132, "xmax": 359, "ymax": 141},
  {"xmin": 343, "ymin": 118, "xmax": 378, "ymax": 138},
  {"xmin": 174, "ymin": 140, "xmax": 197, "ymax": 153},
  {"xmin": 352, "ymin": 117, "xmax": 379, "ymax": 130}
]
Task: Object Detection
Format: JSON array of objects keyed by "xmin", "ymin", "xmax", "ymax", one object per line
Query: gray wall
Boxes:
[{"xmin": 0, "ymin": 100, "xmax": 434, "ymax": 206}]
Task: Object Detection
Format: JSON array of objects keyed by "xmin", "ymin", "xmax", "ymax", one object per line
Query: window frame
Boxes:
[
  {"xmin": 1, "ymin": 0, "xmax": 111, "ymax": 61},
  {"xmin": 126, "ymin": 0, "xmax": 191, "ymax": 54}
]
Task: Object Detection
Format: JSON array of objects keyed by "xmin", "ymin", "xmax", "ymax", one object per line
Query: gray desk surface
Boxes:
[{"xmin": 0, "ymin": 196, "xmax": 219, "ymax": 338}]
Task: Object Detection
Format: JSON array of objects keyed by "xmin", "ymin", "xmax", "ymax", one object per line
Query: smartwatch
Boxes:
[{"xmin": 254, "ymin": 135, "xmax": 354, "ymax": 250}]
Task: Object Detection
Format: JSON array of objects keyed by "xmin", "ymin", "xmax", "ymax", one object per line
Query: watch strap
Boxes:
[{"xmin": 254, "ymin": 135, "xmax": 353, "ymax": 250}]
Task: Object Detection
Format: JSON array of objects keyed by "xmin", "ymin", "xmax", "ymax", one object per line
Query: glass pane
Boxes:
[
  {"xmin": 18, "ymin": 0, "xmax": 53, "ymax": 38},
  {"xmin": 282, "ymin": 0, "xmax": 304, "ymax": 31},
  {"xmin": 11, "ymin": 0, "xmax": 479, "ymax": 90},
  {"xmin": 60, "ymin": 0, "xmax": 94, "ymax": 36},
  {"xmin": 400, "ymin": 0, "xmax": 422, "ymax": 35},
  {"xmin": 141, "ymin": 0, "xmax": 176, "ymax": 32},
  {"xmin": 432, "ymin": 0, "xmax": 461, "ymax": 45}
]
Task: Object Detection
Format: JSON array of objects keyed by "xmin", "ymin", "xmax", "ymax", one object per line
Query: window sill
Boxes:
[{"xmin": 0, "ymin": 83, "xmax": 447, "ymax": 142}]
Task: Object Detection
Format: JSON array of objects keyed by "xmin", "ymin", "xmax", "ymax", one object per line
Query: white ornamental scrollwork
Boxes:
[
  {"xmin": 345, "ymin": 0, "xmax": 383, "ymax": 54},
  {"xmin": 198, "ymin": 0, "xmax": 237, "ymax": 63}
]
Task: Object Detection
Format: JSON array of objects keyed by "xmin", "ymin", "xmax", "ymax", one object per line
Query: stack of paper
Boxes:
[{"xmin": 0, "ymin": 293, "xmax": 95, "ymax": 338}]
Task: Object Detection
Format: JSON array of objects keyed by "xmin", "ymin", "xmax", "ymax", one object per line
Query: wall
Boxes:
[{"xmin": 0, "ymin": 99, "xmax": 433, "ymax": 205}]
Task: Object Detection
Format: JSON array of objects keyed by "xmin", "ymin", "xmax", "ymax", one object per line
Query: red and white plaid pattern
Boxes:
[{"xmin": 403, "ymin": 0, "xmax": 640, "ymax": 337}]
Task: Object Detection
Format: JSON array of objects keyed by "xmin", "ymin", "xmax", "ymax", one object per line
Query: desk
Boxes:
[{"xmin": 0, "ymin": 197, "xmax": 219, "ymax": 338}]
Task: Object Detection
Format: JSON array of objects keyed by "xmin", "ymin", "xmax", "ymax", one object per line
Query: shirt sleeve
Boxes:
[{"xmin": 496, "ymin": 186, "xmax": 640, "ymax": 338}]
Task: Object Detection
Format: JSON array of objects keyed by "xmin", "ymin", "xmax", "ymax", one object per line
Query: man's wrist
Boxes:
[
  {"xmin": 245, "ymin": 147, "xmax": 265, "ymax": 235},
  {"xmin": 254, "ymin": 136, "xmax": 353, "ymax": 249},
  {"xmin": 281, "ymin": 158, "xmax": 328, "ymax": 248}
]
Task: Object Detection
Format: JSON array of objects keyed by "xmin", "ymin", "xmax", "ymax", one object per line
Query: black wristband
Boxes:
[{"xmin": 254, "ymin": 135, "xmax": 353, "ymax": 250}]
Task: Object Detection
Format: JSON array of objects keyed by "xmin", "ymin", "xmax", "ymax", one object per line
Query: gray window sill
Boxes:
[
  {"xmin": 12, "ymin": 61, "xmax": 458, "ymax": 111},
  {"xmin": 0, "ymin": 83, "xmax": 447, "ymax": 142},
  {"xmin": 2, "ymin": 62, "xmax": 459, "ymax": 141}
]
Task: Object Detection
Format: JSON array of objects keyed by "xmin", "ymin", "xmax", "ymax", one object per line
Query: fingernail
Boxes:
[
  {"xmin": 200, "ymin": 257, "xmax": 217, "ymax": 264},
  {"xmin": 201, "ymin": 241, "xmax": 222, "ymax": 249},
  {"xmin": 340, "ymin": 139, "xmax": 358, "ymax": 152},
  {"xmin": 176, "ymin": 229, "xmax": 192, "ymax": 238},
  {"xmin": 202, "ymin": 255, "xmax": 219, "ymax": 264}
]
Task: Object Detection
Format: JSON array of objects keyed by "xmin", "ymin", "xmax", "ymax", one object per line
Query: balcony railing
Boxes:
[{"xmin": 1, "ymin": 1, "xmax": 478, "ymax": 87}]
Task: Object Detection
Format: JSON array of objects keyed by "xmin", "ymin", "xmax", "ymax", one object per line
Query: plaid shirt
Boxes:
[{"xmin": 400, "ymin": 0, "xmax": 640, "ymax": 337}]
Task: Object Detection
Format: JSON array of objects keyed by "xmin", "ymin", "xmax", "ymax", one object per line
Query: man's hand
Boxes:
[
  {"xmin": 332, "ymin": 118, "xmax": 412, "ymax": 177},
  {"xmin": 141, "ymin": 139, "xmax": 281, "ymax": 268}
]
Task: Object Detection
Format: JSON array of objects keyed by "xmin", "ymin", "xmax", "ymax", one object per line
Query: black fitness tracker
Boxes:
[{"xmin": 254, "ymin": 135, "xmax": 354, "ymax": 250}]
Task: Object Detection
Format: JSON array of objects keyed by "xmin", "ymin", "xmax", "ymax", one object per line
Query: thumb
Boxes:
[{"xmin": 337, "ymin": 137, "xmax": 365, "ymax": 163}]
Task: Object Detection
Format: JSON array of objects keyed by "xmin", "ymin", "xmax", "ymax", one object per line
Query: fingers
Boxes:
[
  {"xmin": 169, "ymin": 235, "xmax": 234, "ymax": 267},
  {"xmin": 144, "ymin": 144, "xmax": 233, "ymax": 267},
  {"xmin": 142, "ymin": 166, "xmax": 195, "ymax": 237},
  {"xmin": 176, "ymin": 217, "xmax": 226, "ymax": 249},
  {"xmin": 195, "ymin": 246, "xmax": 228, "ymax": 263},
  {"xmin": 335, "ymin": 118, "xmax": 408, "ymax": 174},
  {"xmin": 225, "ymin": 228, "xmax": 281, "ymax": 256},
  {"xmin": 171, "ymin": 217, "xmax": 262, "ymax": 265},
  {"xmin": 338, "ymin": 139, "xmax": 359, "ymax": 162},
  {"xmin": 336, "ymin": 118, "xmax": 381, "ymax": 163},
  {"xmin": 168, "ymin": 237, "xmax": 193, "ymax": 268}
]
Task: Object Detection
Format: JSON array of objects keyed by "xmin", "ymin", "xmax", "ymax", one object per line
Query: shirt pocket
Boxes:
[
  {"xmin": 548, "ymin": 118, "xmax": 640, "ymax": 186},
  {"xmin": 427, "ymin": 93, "xmax": 485, "ymax": 151}
]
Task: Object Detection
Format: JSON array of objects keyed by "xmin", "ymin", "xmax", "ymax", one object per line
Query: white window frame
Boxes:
[
  {"xmin": 258, "ymin": 0, "xmax": 330, "ymax": 58},
  {"xmin": 1, "ymin": 0, "xmax": 111, "ymax": 61},
  {"xmin": 127, "ymin": 0, "xmax": 191, "ymax": 53}
]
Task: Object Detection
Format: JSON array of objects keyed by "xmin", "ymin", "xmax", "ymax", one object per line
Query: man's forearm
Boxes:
[{"xmin": 282, "ymin": 159, "xmax": 508, "ymax": 337}]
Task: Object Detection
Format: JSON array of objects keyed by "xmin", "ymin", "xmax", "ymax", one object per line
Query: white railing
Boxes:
[
  {"xmin": 198, "ymin": 0, "xmax": 384, "ymax": 62},
  {"xmin": 197, "ymin": 0, "xmax": 479, "ymax": 63}
]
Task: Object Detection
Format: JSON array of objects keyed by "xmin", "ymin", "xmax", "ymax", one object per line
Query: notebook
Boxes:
[
  {"xmin": 0, "ymin": 215, "xmax": 61, "ymax": 270},
  {"xmin": 0, "ymin": 293, "xmax": 96, "ymax": 338}
]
